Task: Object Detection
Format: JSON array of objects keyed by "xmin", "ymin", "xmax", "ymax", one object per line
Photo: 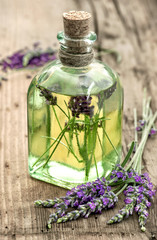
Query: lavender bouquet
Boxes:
[{"xmin": 34, "ymin": 90, "xmax": 157, "ymax": 232}]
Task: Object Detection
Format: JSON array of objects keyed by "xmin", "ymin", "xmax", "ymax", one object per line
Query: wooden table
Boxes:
[{"xmin": 0, "ymin": 0, "xmax": 157, "ymax": 239}]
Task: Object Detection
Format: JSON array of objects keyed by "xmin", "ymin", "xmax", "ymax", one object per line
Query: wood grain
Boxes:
[{"xmin": 0, "ymin": 0, "xmax": 157, "ymax": 239}]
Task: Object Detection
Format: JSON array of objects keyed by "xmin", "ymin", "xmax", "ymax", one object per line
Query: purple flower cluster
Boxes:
[
  {"xmin": 56, "ymin": 193, "xmax": 118, "ymax": 225},
  {"xmin": 35, "ymin": 177, "xmax": 118, "ymax": 228},
  {"xmin": 34, "ymin": 165, "xmax": 156, "ymax": 231},
  {"xmin": 108, "ymin": 168, "xmax": 156, "ymax": 231},
  {"xmin": 0, "ymin": 43, "xmax": 56, "ymax": 72},
  {"xmin": 68, "ymin": 96, "xmax": 94, "ymax": 118},
  {"xmin": 136, "ymin": 119, "xmax": 157, "ymax": 137},
  {"xmin": 37, "ymin": 85, "xmax": 57, "ymax": 105},
  {"xmin": 110, "ymin": 164, "xmax": 135, "ymax": 182}
]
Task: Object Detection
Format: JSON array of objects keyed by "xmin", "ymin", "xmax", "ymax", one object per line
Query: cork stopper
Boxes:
[{"xmin": 63, "ymin": 11, "xmax": 91, "ymax": 38}]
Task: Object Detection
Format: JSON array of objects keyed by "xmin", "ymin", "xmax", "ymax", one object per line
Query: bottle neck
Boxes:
[{"xmin": 57, "ymin": 31, "xmax": 97, "ymax": 67}]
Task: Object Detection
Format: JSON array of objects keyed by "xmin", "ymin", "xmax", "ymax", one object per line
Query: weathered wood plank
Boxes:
[{"xmin": 0, "ymin": 0, "xmax": 157, "ymax": 239}]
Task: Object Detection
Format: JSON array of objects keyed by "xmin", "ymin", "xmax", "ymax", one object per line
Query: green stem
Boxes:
[
  {"xmin": 56, "ymin": 104, "xmax": 69, "ymax": 118},
  {"xmin": 43, "ymin": 129, "xmax": 66, "ymax": 168},
  {"xmin": 97, "ymin": 131, "xmax": 103, "ymax": 152},
  {"xmin": 42, "ymin": 136, "xmax": 68, "ymax": 149},
  {"xmin": 126, "ymin": 111, "xmax": 157, "ymax": 171},
  {"xmin": 52, "ymin": 106, "xmax": 81, "ymax": 162},
  {"xmin": 84, "ymin": 116, "xmax": 89, "ymax": 181},
  {"xmin": 64, "ymin": 100, "xmax": 70, "ymax": 118},
  {"xmin": 94, "ymin": 154, "xmax": 99, "ymax": 178},
  {"xmin": 46, "ymin": 104, "xmax": 51, "ymax": 158},
  {"xmin": 115, "ymin": 183, "xmax": 128, "ymax": 196},
  {"xmin": 75, "ymin": 129, "xmax": 81, "ymax": 152},
  {"xmin": 112, "ymin": 183, "xmax": 125, "ymax": 193},
  {"xmin": 134, "ymin": 108, "xmax": 138, "ymax": 146},
  {"xmin": 102, "ymin": 126, "xmax": 120, "ymax": 159},
  {"xmin": 102, "ymin": 105, "xmax": 106, "ymax": 160},
  {"xmin": 121, "ymin": 141, "xmax": 135, "ymax": 168},
  {"xmin": 68, "ymin": 116, "xmax": 75, "ymax": 152},
  {"xmin": 32, "ymin": 125, "xmax": 68, "ymax": 167}
]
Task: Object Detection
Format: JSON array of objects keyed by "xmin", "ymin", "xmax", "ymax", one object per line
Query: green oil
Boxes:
[{"xmin": 27, "ymin": 60, "xmax": 123, "ymax": 189}]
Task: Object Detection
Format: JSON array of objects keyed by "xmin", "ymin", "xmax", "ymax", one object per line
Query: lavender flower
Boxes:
[
  {"xmin": 107, "ymin": 200, "xmax": 135, "ymax": 224},
  {"xmin": 68, "ymin": 96, "xmax": 94, "ymax": 118},
  {"xmin": 149, "ymin": 128, "xmax": 157, "ymax": 136},
  {"xmin": 0, "ymin": 43, "xmax": 56, "ymax": 72},
  {"xmin": 37, "ymin": 85, "xmax": 57, "ymax": 105},
  {"xmin": 136, "ymin": 126, "xmax": 142, "ymax": 131},
  {"xmin": 136, "ymin": 119, "xmax": 157, "ymax": 137},
  {"xmin": 34, "ymin": 198, "xmax": 62, "ymax": 207},
  {"xmin": 55, "ymin": 192, "xmax": 118, "ymax": 226},
  {"xmin": 108, "ymin": 172, "xmax": 156, "ymax": 232},
  {"xmin": 139, "ymin": 120, "xmax": 146, "ymax": 126},
  {"xmin": 35, "ymin": 169, "xmax": 155, "ymax": 231},
  {"xmin": 35, "ymin": 177, "xmax": 118, "ymax": 229}
]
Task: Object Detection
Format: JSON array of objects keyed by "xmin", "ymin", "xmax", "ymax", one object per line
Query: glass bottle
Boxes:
[{"xmin": 27, "ymin": 11, "xmax": 123, "ymax": 189}]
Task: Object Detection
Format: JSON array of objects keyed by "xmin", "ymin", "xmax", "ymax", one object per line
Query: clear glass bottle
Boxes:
[{"xmin": 27, "ymin": 11, "xmax": 123, "ymax": 189}]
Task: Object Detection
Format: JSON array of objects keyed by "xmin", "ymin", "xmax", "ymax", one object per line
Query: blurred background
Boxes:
[{"xmin": 0, "ymin": 0, "xmax": 157, "ymax": 106}]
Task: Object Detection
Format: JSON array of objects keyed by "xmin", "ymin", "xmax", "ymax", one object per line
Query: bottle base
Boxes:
[{"xmin": 28, "ymin": 147, "xmax": 121, "ymax": 189}]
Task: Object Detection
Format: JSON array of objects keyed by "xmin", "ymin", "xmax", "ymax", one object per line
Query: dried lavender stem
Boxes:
[
  {"xmin": 134, "ymin": 108, "xmax": 138, "ymax": 146},
  {"xmin": 126, "ymin": 111, "xmax": 157, "ymax": 171}
]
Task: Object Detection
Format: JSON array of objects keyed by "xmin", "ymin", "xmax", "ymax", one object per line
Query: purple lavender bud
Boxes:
[
  {"xmin": 124, "ymin": 198, "xmax": 133, "ymax": 204},
  {"xmin": 136, "ymin": 126, "xmax": 142, "ymax": 131},
  {"xmin": 139, "ymin": 120, "xmax": 146, "ymax": 126},
  {"xmin": 134, "ymin": 205, "xmax": 140, "ymax": 212},
  {"xmin": 138, "ymin": 186, "xmax": 144, "ymax": 193},
  {"xmin": 143, "ymin": 172, "xmax": 150, "ymax": 181},
  {"xmin": 87, "ymin": 202, "xmax": 96, "ymax": 211},
  {"xmin": 107, "ymin": 186, "xmax": 111, "ymax": 191},
  {"xmin": 77, "ymin": 191, "xmax": 84, "ymax": 198},
  {"xmin": 128, "ymin": 172, "xmax": 133, "ymax": 178},
  {"xmin": 116, "ymin": 172, "xmax": 123, "ymax": 178},
  {"xmin": 149, "ymin": 128, "xmax": 157, "ymax": 136},
  {"xmin": 139, "ymin": 194, "xmax": 144, "ymax": 199},
  {"xmin": 99, "ymin": 188, "xmax": 105, "ymax": 195},
  {"xmin": 126, "ymin": 186, "xmax": 135, "ymax": 193},
  {"xmin": 96, "ymin": 185, "xmax": 100, "ymax": 190},
  {"xmin": 102, "ymin": 197, "xmax": 109, "ymax": 206},
  {"xmin": 86, "ymin": 182, "xmax": 92, "ymax": 187},
  {"xmin": 68, "ymin": 96, "xmax": 94, "ymax": 118},
  {"xmin": 64, "ymin": 199, "xmax": 70, "ymax": 206},
  {"xmin": 84, "ymin": 209, "xmax": 92, "ymax": 218},
  {"xmin": 146, "ymin": 200, "xmax": 151, "ymax": 207},
  {"xmin": 137, "ymin": 197, "xmax": 142, "ymax": 204},
  {"xmin": 102, "ymin": 177, "xmax": 106, "ymax": 182},
  {"xmin": 37, "ymin": 85, "xmax": 57, "ymax": 105},
  {"xmin": 134, "ymin": 175, "xmax": 142, "ymax": 182},
  {"xmin": 92, "ymin": 188, "xmax": 97, "ymax": 193},
  {"xmin": 73, "ymin": 199, "xmax": 79, "ymax": 207},
  {"xmin": 143, "ymin": 210, "xmax": 149, "ymax": 217},
  {"xmin": 147, "ymin": 182, "xmax": 153, "ymax": 190},
  {"xmin": 148, "ymin": 190, "xmax": 156, "ymax": 198},
  {"xmin": 122, "ymin": 175, "xmax": 127, "ymax": 181}
]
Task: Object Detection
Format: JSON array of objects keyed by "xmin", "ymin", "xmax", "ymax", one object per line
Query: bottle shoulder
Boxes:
[{"xmin": 32, "ymin": 59, "xmax": 122, "ymax": 96}]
